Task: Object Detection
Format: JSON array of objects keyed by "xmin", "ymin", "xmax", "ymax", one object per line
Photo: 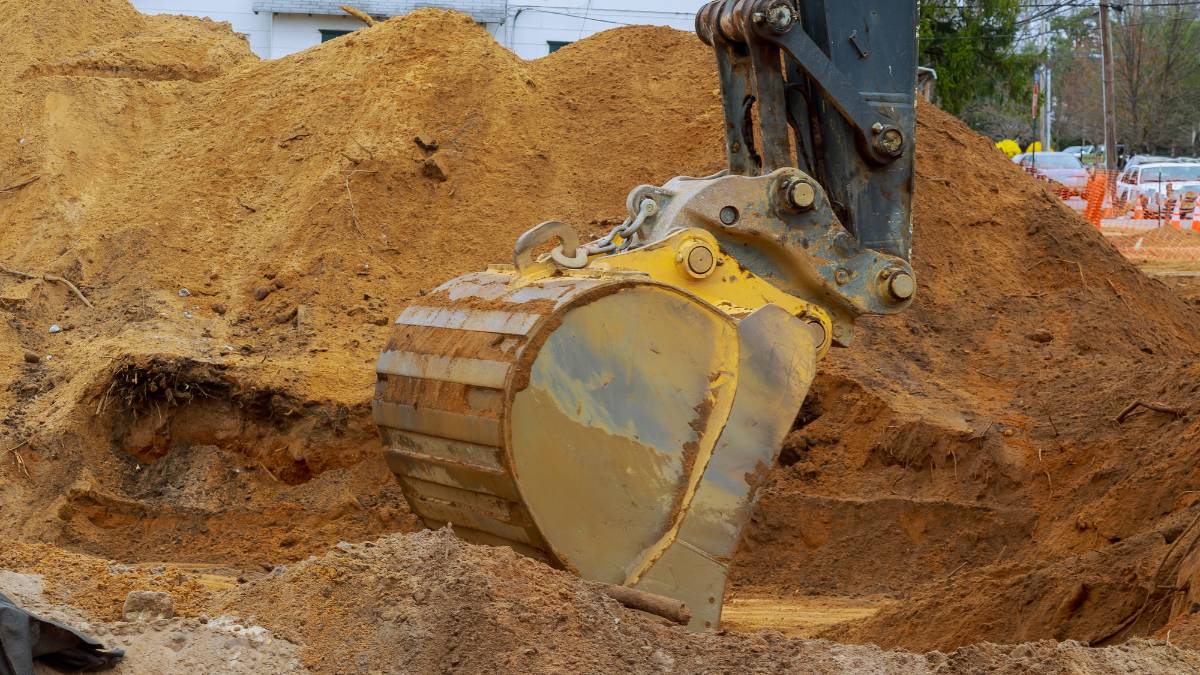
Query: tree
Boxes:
[
  {"xmin": 1047, "ymin": 10, "xmax": 1103, "ymax": 148},
  {"xmin": 1111, "ymin": 2, "xmax": 1200, "ymax": 155},
  {"xmin": 1051, "ymin": 2, "xmax": 1200, "ymax": 156},
  {"xmin": 918, "ymin": 0, "xmax": 1041, "ymax": 121}
]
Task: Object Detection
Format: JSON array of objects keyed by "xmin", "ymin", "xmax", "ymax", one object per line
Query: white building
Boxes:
[{"xmin": 130, "ymin": 0, "xmax": 700, "ymax": 60}]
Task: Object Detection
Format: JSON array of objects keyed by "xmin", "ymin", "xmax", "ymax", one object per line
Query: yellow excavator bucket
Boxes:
[{"xmin": 375, "ymin": 242, "xmax": 820, "ymax": 630}]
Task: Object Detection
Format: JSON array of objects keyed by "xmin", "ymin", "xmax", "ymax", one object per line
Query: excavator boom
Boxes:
[{"xmin": 373, "ymin": 0, "xmax": 917, "ymax": 630}]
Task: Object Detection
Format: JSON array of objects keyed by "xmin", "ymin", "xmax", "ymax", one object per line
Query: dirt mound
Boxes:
[
  {"xmin": 0, "ymin": 0, "xmax": 252, "ymax": 81},
  {"xmin": 734, "ymin": 105, "xmax": 1200, "ymax": 649},
  {"xmin": 5, "ymin": 534, "xmax": 1198, "ymax": 674},
  {"xmin": 4, "ymin": 0, "xmax": 1200, "ymax": 660},
  {"xmin": 0, "ymin": 8, "xmax": 719, "ymax": 570},
  {"xmin": 219, "ymin": 529, "xmax": 1200, "ymax": 674},
  {"xmin": 0, "ymin": 567, "xmax": 303, "ymax": 674}
]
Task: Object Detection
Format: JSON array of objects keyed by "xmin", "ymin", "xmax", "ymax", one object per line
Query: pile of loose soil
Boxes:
[
  {"xmin": 0, "ymin": 3, "xmax": 720, "ymax": 569},
  {"xmin": 6, "ymin": 532, "xmax": 1199, "ymax": 673},
  {"xmin": 217, "ymin": 529, "xmax": 1200, "ymax": 674},
  {"xmin": 4, "ymin": 0, "xmax": 1200, "ymax": 662},
  {"xmin": 0, "ymin": 568, "xmax": 302, "ymax": 674},
  {"xmin": 735, "ymin": 105, "xmax": 1200, "ymax": 649}
]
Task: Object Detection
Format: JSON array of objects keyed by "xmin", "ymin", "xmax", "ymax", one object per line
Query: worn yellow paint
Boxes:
[{"xmin": 512, "ymin": 228, "xmax": 833, "ymax": 358}]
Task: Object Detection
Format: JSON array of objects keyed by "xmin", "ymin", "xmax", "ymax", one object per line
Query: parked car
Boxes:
[
  {"xmin": 1115, "ymin": 162, "xmax": 1200, "ymax": 214},
  {"xmin": 1124, "ymin": 154, "xmax": 1172, "ymax": 169},
  {"xmin": 1017, "ymin": 152, "xmax": 1089, "ymax": 193},
  {"xmin": 1061, "ymin": 145, "xmax": 1096, "ymax": 158}
]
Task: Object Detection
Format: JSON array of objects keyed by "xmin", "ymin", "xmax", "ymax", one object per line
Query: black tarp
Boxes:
[{"xmin": 0, "ymin": 593, "xmax": 123, "ymax": 674}]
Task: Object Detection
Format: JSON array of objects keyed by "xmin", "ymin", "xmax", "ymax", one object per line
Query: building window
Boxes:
[
  {"xmin": 319, "ymin": 29, "xmax": 354, "ymax": 42},
  {"xmin": 547, "ymin": 41, "xmax": 572, "ymax": 53}
]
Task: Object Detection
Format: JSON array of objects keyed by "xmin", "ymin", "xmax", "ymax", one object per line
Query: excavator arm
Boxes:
[
  {"xmin": 373, "ymin": 0, "xmax": 917, "ymax": 630},
  {"xmin": 691, "ymin": 0, "xmax": 917, "ymax": 342}
]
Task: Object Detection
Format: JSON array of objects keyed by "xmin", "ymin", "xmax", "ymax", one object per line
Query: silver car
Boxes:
[
  {"xmin": 1115, "ymin": 162, "xmax": 1200, "ymax": 215},
  {"xmin": 1017, "ymin": 152, "xmax": 1089, "ymax": 193}
]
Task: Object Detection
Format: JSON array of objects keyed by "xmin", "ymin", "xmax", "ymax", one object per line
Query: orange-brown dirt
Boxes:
[{"xmin": 5, "ymin": 1, "xmax": 1200, "ymax": 671}]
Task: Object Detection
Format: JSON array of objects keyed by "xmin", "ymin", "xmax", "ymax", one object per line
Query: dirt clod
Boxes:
[{"xmin": 122, "ymin": 590, "xmax": 175, "ymax": 622}]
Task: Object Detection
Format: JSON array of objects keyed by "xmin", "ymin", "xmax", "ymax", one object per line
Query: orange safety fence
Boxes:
[{"xmin": 1037, "ymin": 166, "xmax": 1200, "ymax": 268}]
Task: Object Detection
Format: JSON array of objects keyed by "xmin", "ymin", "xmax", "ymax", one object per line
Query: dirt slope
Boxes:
[
  {"xmin": 9, "ymin": 530, "xmax": 1198, "ymax": 674},
  {"xmin": 736, "ymin": 107, "xmax": 1200, "ymax": 649},
  {"xmin": 3, "ymin": 0, "xmax": 1200, "ymax": 661}
]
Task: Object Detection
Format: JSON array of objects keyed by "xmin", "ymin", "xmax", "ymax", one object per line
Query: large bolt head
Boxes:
[
  {"xmin": 687, "ymin": 245, "xmax": 715, "ymax": 276},
  {"xmin": 679, "ymin": 240, "xmax": 717, "ymax": 279},
  {"xmin": 878, "ymin": 128, "xmax": 904, "ymax": 157},
  {"xmin": 887, "ymin": 271, "xmax": 915, "ymax": 300},
  {"xmin": 787, "ymin": 181, "xmax": 816, "ymax": 210},
  {"xmin": 765, "ymin": 2, "xmax": 794, "ymax": 31},
  {"xmin": 803, "ymin": 320, "xmax": 827, "ymax": 350}
]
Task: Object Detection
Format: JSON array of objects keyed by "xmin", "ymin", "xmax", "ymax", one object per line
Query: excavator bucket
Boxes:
[
  {"xmin": 375, "ymin": 0, "xmax": 917, "ymax": 631},
  {"xmin": 374, "ymin": 268, "xmax": 818, "ymax": 629}
]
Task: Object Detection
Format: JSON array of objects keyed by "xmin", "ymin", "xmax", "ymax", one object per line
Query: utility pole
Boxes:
[
  {"xmin": 1099, "ymin": 1, "xmax": 1118, "ymax": 175},
  {"xmin": 1039, "ymin": 13, "xmax": 1053, "ymax": 151}
]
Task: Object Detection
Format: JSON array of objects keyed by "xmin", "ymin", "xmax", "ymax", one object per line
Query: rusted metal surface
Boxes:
[
  {"xmin": 696, "ymin": 0, "xmax": 917, "ymax": 259},
  {"xmin": 638, "ymin": 169, "xmax": 913, "ymax": 345},
  {"xmin": 375, "ymin": 268, "xmax": 818, "ymax": 630},
  {"xmin": 632, "ymin": 305, "xmax": 816, "ymax": 629}
]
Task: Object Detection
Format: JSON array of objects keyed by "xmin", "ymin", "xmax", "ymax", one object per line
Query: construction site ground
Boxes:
[{"xmin": 6, "ymin": 3, "xmax": 1200, "ymax": 672}]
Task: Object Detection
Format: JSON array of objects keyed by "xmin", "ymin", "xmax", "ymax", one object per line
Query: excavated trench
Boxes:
[
  {"xmin": 61, "ymin": 355, "xmax": 1034, "ymax": 617},
  {"xmin": 46, "ymin": 355, "xmax": 415, "ymax": 569},
  {"xmin": 102, "ymin": 355, "xmax": 362, "ymax": 483}
]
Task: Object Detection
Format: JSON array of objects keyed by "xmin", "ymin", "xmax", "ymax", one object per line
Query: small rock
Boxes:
[
  {"xmin": 48, "ymin": 324, "xmax": 61, "ymax": 334},
  {"xmin": 178, "ymin": 288, "xmax": 191, "ymax": 297},
  {"xmin": 22, "ymin": 351, "xmax": 40, "ymax": 364},
  {"xmin": 182, "ymin": 310, "xmax": 193, "ymax": 319},
  {"xmin": 274, "ymin": 306, "xmax": 298, "ymax": 324},
  {"xmin": 1002, "ymin": 428, "xmax": 1016, "ymax": 438},
  {"xmin": 413, "ymin": 134, "xmax": 439, "ymax": 153},
  {"xmin": 212, "ymin": 303, "xmax": 227, "ymax": 315},
  {"xmin": 421, "ymin": 157, "xmax": 449, "ymax": 182},
  {"xmin": 1026, "ymin": 329, "xmax": 1054, "ymax": 343},
  {"xmin": 122, "ymin": 590, "xmax": 174, "ymax": 622},
  {"xmin": 253, "ymin": 285, "xmax": 273, "ymax": 301}
]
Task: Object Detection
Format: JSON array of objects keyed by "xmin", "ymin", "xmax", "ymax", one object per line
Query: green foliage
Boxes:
[{"xmin": 918, "ymin": 0, "xmax": 1040, "ymax": 116}]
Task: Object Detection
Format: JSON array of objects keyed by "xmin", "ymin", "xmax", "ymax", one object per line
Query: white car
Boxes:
[
  {"xmin": 1017, "ymin": 152, "xmax": 1089, "ymax": 193},
  {"xmin": 1115, "ymin": 162, "xmax": 1200, "ymax": 215}
]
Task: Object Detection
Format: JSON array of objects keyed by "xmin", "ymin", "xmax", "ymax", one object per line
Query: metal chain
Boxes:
[{"xmin": 551, "ymin": 198, "xmax": 659, "ymax": 269}]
